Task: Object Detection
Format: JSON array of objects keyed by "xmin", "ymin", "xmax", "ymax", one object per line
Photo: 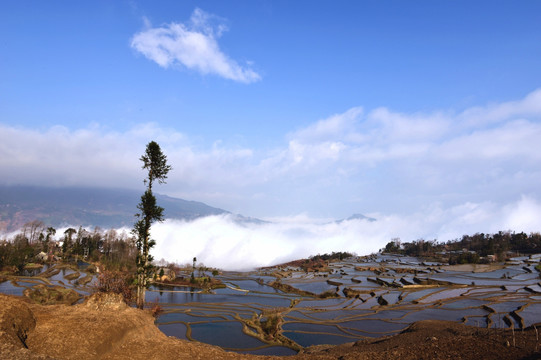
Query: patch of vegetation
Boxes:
[
  {"xmin": 39, "ymin": 266, "xmax": 61, "ymax": 278},
  {"xmin": 449, "ymin": 252, "xmax": 480, "ymax": 265},
  {"xmin": 160, "ymin": 276, "xmax": 225, "ymax": 290},
  {"xmin": 381, "ymin": 231, "xmax": 541, "ymax": 264},
  {"xmin": 24, "ymin": 284, "xmax": 81, "ymax": 305},
  {"xmin": 268, "ymin": 280, "xmax": 339, "ymax": 298},
  {"xmin": 300, "ymin": 257, "xmax": 329, "ymax": 272},
  {"xmin": 24, "ymin": 263, "xmax": 43, "ymax": 269},
  {"xmin": 269, "ymin": 280, "xmax": 315, "ymax": 297},
  {"xmin": 342, "ymin": 287, "xmax": 362, "ymax": 298},
  {"xmin": 64, "ymin": 271, "xmax": 81, "ymax": 281},
  {"xmin": 0, "ymin": 220, "xmax": 137, "ymax": 275},
  {"xmin": 318, "ymin": 289, "xmax": 340, "ymax": 298},
  {"xmin": 92, "ymin": 270, "xmax": 134, "ymax": 303},
  {"xmin": 310, "ymin": 251, "xmax": 354, "ymax": 262},
  {"xmin": 299, "ymin": 252, "xmax": 354, "ymax": 272},
  {"xmin": 260, "ymin": 313, "xmax": 281, "ymax": 339},
  {"xmin": 85, "ymin": 264, "xmax": 97, "ymax": 273},
  {"xmin": 237, "ymin": 308, "xmax": 303, "ymax": 352},
  {"xmin": 74, "ymin": 273, "xmax": 93, "ymax": 286},
  {"xmin": 262, "ymin": 251, "xmax": 354, "ymax": 273}
]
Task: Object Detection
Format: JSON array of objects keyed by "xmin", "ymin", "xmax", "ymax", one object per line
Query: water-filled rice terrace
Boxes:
[
  {"xmin": 151, "ymin": 254, "xmax": 541, "ymax": 355},
  {"xmin": 0, "ymin": 262, "xmax": 96, "ymax": 299},
  {"xmin": 2, "ymin": 254, "xmax": 541, "ymax": 356}
]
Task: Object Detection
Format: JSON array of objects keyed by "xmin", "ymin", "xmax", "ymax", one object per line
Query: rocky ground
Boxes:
[{"xmin": 1, "ymin": 293, "xmax": 540, "ymax": 360}]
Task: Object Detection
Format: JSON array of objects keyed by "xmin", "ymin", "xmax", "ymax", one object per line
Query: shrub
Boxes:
[
  {"xmin": 449, "ymin": 252, "xmax": 480, "ymax": 265},
  {"xmin": 146, "ymin": 296, "xmax": 163, "ymax": 318},
  {"xmin": 318, "ymin": 290, "xmax": 339, "ymax": 298},
  {"xmin": 92, "ymin": 270, "xmax": 133, "ymax": 303},
  {"xmin": 260, "ymin": 314, "xmax": 280, "ymax": 338}
]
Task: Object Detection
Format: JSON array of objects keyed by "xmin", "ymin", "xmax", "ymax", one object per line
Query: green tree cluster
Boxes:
[
  {"xmin": 381, "ymin": 231, "xmax": 541, "ymax": 263},
  {"xmin": 310, "ymin": 252, "xmax": 353, "ymax": 262}
]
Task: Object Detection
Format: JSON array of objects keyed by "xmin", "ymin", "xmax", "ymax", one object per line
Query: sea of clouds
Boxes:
[
  {"xmin": 151, "ymin": 195, "xmax": 541, "ymax": 271},
  {"xmin": 4, "ymin": 195, "xmax": 539, "ymax": 272}
]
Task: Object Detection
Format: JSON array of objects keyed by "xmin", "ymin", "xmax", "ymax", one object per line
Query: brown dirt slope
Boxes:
[
  {"xmin": 296, "ymin": 320, "xmax": 541, "ymax": 360},
  {"xmin": 1, "ymin": 293, "xmax": 540, "ymax": 360}
]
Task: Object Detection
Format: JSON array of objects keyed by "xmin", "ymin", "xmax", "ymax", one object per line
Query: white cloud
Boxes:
[
  {"xmin": 502, "ymin": 196, "xmax": 541, "ymax": 231},
  {"xmin": 271, "ymin": 89, "xmax": 540, "ymax": 205},
  {"xmin": 0, "ymin": 122, "xmax": 263, "ymax": 203},
  {"xmin": 151, "ymin": 195, "xmax": 541, "ymax": 271},
  {"xmin": 0, "ymin": 122, "xmax": 188, "ymax": 189},
  {"xmin": 458, "ymin": 88, "xmax": 541, "ymax": 128},
  {"xmin": 292, "ymin": 107, "xmax": 363, "ymax": 143},
  {"xmin": 131, "ymin": 8, "xmax": 261, "ymax": 83},
  {"xmin": 0, "ymin": 89, "xmax": 540, "ymax": 220},
  {"xmin": 435, "ymin": 120, "xmax": 541, "ymax": 161}
]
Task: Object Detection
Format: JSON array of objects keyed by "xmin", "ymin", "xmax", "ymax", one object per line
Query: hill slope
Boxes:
[{"xmin": 0, "ymin": 186, "xmax": 228, "ymax": 232}]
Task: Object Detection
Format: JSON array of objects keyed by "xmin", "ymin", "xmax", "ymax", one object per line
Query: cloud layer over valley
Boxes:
[
  {"xmin": 151, "ymin": 195, "xmax": 541, "ymax": 271},
  {"xmin": 1, "ymin": 90, "xmax": 540, "ymax": 268}
]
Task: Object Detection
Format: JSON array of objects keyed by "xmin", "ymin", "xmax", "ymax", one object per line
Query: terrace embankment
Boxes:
[{"xmin": 1, "ymin": 293, "xmax": 540, "ymax": 360}]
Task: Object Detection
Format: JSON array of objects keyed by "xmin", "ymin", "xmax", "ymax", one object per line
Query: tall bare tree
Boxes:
[
  {"xmin": 22, "ymin": 220, "xmax": 45, "ymax": 244},
  {"xmin": 133, "ymin": 141, "xmax": 172, "ymax": 309}
]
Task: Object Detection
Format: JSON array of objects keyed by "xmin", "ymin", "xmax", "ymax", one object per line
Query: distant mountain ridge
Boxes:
[
  {"xmin": 0, "ymin": 185, "xmax": 229, "ymax": 232},
  {"xmin": 0, "ymin": 185, "xmax": 374, "ymax": 233},
  {"xmin": 342, "ymin": 213, "xmax": 376, "ymax": 222}
]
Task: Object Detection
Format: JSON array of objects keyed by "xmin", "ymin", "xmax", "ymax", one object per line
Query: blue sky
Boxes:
[{"xmin": 1, "ymin": 1, "xmax": 541, "ymax": 248}]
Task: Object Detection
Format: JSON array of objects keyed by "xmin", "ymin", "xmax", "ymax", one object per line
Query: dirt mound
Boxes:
[
  {"xmin": 1, "ymin": 293, "xmax": 540, "ymax": 360},
  {"xmin": 1, "ymin": 293, "xmax": 261, "ymax": 360},
  {"xmin": 0, "ymin": 294, "xmax": 50, "ymax": 360},
  {"xmin": 297, "ymin": 320, "xmax": 540, "ymax": 359},
  {"xmin": 0, "ymin": 294, "xmax": 35, "ymax": 347}
]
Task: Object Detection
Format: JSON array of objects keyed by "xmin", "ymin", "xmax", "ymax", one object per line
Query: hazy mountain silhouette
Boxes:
[
  {"xmin": 0, "ymin": 185, "xmax": 372, "ymax": 232},
  {"xmin": 0, "ymin": 185, "xmax": 229, "ymax": 232},
  {"xmin": 334, "ymin": 213, "xmax": 377, "ymax": 224}
]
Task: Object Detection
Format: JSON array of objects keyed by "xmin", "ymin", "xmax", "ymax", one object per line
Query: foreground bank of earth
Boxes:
[{"xmin": 1, "ymin": 293, "xmax": 539, "ymax": 360}]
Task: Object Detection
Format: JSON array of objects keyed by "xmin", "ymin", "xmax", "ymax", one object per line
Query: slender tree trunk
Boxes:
[
  {"xmin": 136, "ymin": 178, "xmax": 152, "ymax": 309},
  {"xmin": 137, "ymin": 272, "xmax": 145, "ymax": 308},
  {"xmin": 136, "ymin": 214, "xmax": 151, "ymax": 309},
  {"xmin": 138, "ymin": 232, "xmax": 149, "ymax": 309}
]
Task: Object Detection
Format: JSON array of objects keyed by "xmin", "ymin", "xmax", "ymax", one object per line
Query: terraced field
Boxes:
[
  {"xmin": 2, "ymin": 254, "xmax": 541, "ymax": 356},
  {"xmin": 150, "ymin": 254, "xmax": 541, "ymax": 355}
]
